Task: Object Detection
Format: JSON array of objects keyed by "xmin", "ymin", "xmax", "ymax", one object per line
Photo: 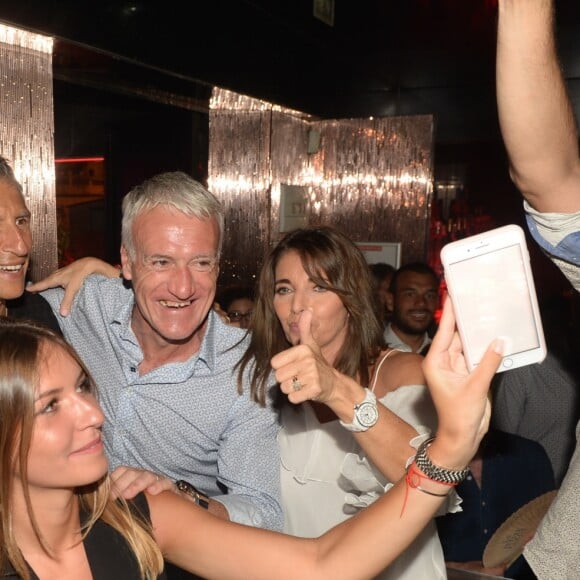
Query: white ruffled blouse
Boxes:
[{"xmin": 279, "ymin": 380, "xmax": 460, "ymax": 580}]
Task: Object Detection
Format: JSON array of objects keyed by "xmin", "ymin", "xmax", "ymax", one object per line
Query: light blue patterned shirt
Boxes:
[{"xmin": 42, "ymin": 275, "xmax": 283, "ymax": 531}]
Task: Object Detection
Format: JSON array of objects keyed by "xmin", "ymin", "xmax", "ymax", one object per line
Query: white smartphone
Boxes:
[{"xmin": 440, "ymin": 224, "xmax": 546, "ymax": 373}]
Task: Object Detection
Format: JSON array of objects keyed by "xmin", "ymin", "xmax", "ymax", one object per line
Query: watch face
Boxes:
[{"xmin": 356, "ymin": 401, "xmax": 379, "ymax": 427}]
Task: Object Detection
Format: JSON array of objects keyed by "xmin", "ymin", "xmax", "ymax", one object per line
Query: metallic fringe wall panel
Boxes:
[
  {"xmin": 0, "ymin": 23, "xmax": 56, "ymax": 281},
  {"xmin": 209, "ymin": 89, "xmax": 434, "ymax": 286}
]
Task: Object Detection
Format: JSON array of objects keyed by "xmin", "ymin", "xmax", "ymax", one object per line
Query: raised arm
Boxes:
[
  {"xmin": 497, "ymin": 0, "xmax": 580, "ymax": 212},
  {"xmin": 148, "ymin": 299, "xmax": 503, "ymax": 579}
]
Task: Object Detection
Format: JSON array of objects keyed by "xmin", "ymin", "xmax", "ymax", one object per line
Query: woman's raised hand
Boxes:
[{"xmin": 422, "ymin": 297, "xmax": 504, "ymax": 469}]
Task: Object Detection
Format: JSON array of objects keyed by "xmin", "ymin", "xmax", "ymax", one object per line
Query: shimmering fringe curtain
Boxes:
[
  {"xmin": 209, "ymin": 88, "xmax": 434, "ymax": 286},
  {"xmin": 0, "ymin": 23, "xmax": 56, "ymax": 280}
]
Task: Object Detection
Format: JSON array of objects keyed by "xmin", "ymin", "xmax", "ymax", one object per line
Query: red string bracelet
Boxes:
[{"xmin": 400, "ymin": 462, "xmax": 458, "ymax": 517}]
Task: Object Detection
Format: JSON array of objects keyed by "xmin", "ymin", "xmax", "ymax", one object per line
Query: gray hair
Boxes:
[
  {"xmin": 0, "ymin": 156, "xmax": 23, "ymax": 195},
  {"xmin": 121, "ymin": 172, "xmax": 224, "ymax": 259}
]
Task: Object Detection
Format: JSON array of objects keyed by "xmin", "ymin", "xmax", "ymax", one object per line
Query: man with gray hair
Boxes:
[
  {"xmin": 0, "ymin": 155, "xmax": 61, "ymax": 331},
  {"xmin": 39, "ymin": 172, "xmax": 283, "ymax": 534}
]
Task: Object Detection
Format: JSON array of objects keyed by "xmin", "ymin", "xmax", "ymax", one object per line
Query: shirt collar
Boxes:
[
  {"xmin": 112, "ymin": 300, "xmax": 227, "ymax": 372},
  {"xmin": 385, "ymin": 323, "xmax": 430, "ymax": 353}
]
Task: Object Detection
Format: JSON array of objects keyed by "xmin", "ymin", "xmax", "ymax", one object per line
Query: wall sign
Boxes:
[{"xmin": 356, "ymin": 242, "xmax": 402, "ymax": 268}]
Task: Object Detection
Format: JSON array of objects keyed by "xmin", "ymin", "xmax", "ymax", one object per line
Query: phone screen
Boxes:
[{"xmin": 446, "ymin": 243, "xmax": 541, "ymax": 365}]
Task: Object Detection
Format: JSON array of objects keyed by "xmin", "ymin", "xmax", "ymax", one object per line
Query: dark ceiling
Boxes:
[{"xmin": 1, "ymin": 0, "xmax": 580, "ymax": 142}]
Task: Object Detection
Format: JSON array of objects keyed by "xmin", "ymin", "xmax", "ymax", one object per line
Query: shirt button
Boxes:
[
  {"xmin": 484, "ymin": 528, "xmax": 488, "ymax": 534},
  {"xmin": 130, "ymin": 366, "xmax": 136, "ymax": 372}
]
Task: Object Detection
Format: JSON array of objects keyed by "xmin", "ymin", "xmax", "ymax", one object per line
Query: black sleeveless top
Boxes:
[
  {"xmin": 1, "ymin": 493, "xmax": 167, "ymax": 580},
  {"xmin": 6, "ymin": 292, "xmax": 61, "ymax": 335}
]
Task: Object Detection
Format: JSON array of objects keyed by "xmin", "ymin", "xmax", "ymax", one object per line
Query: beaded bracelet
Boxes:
[
  {"xmin": 400, "ymin": 437, "xmax": 470, "ymax": 516},
  {"xmin": 414, "ymin": 437, "xmax": 470, "ymax": 485}
]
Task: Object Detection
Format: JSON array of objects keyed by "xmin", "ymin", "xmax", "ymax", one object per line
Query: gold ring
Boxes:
[{"xmin": 292, "ymin": 376, "xmax": 302, "ymax": 391}]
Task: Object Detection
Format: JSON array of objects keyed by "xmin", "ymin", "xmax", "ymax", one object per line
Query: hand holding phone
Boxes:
[{"xmin": 440, "ymin": 224, "xmax": 546, "ymax": 373}]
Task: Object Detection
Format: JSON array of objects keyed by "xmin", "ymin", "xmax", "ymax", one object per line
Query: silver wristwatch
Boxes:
[
  {"xmin": 339, "ymin": 388, "xmax": 379, "ymax": 432},
  {"xmin": 175, "ymin": 480, "xmax": 210, "ymax": 509}
]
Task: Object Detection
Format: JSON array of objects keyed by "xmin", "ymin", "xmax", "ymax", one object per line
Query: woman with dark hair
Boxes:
[
  {"xmin": 0, "ymin": 310, "xmax": 502, "ymax": 579},
  {"xmin": 237, "ymin": 226, "xmax": 455, "ymax": 579}
]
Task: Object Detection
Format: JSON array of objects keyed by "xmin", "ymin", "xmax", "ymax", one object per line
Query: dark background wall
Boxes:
[{"xmin": 1, "ymin": 0, "xmax": 579, "ymax": 308}]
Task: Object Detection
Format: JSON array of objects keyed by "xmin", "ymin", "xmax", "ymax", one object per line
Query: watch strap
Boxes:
[
  {"xmin": 413, "ymin": 437, "xmax": 470, "ymax": 485},
  {"xmin": 175, "ymin": 480, "xmax": 210, "ymax": 509}
]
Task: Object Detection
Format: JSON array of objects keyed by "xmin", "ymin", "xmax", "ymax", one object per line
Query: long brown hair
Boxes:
[
  {"xmin": 238, "ymin": 226, "xmax": 386, "ymax": 404},
  {"xmin": 0, "ymin": 319, "xmax": 163, "ymax": 579}
]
